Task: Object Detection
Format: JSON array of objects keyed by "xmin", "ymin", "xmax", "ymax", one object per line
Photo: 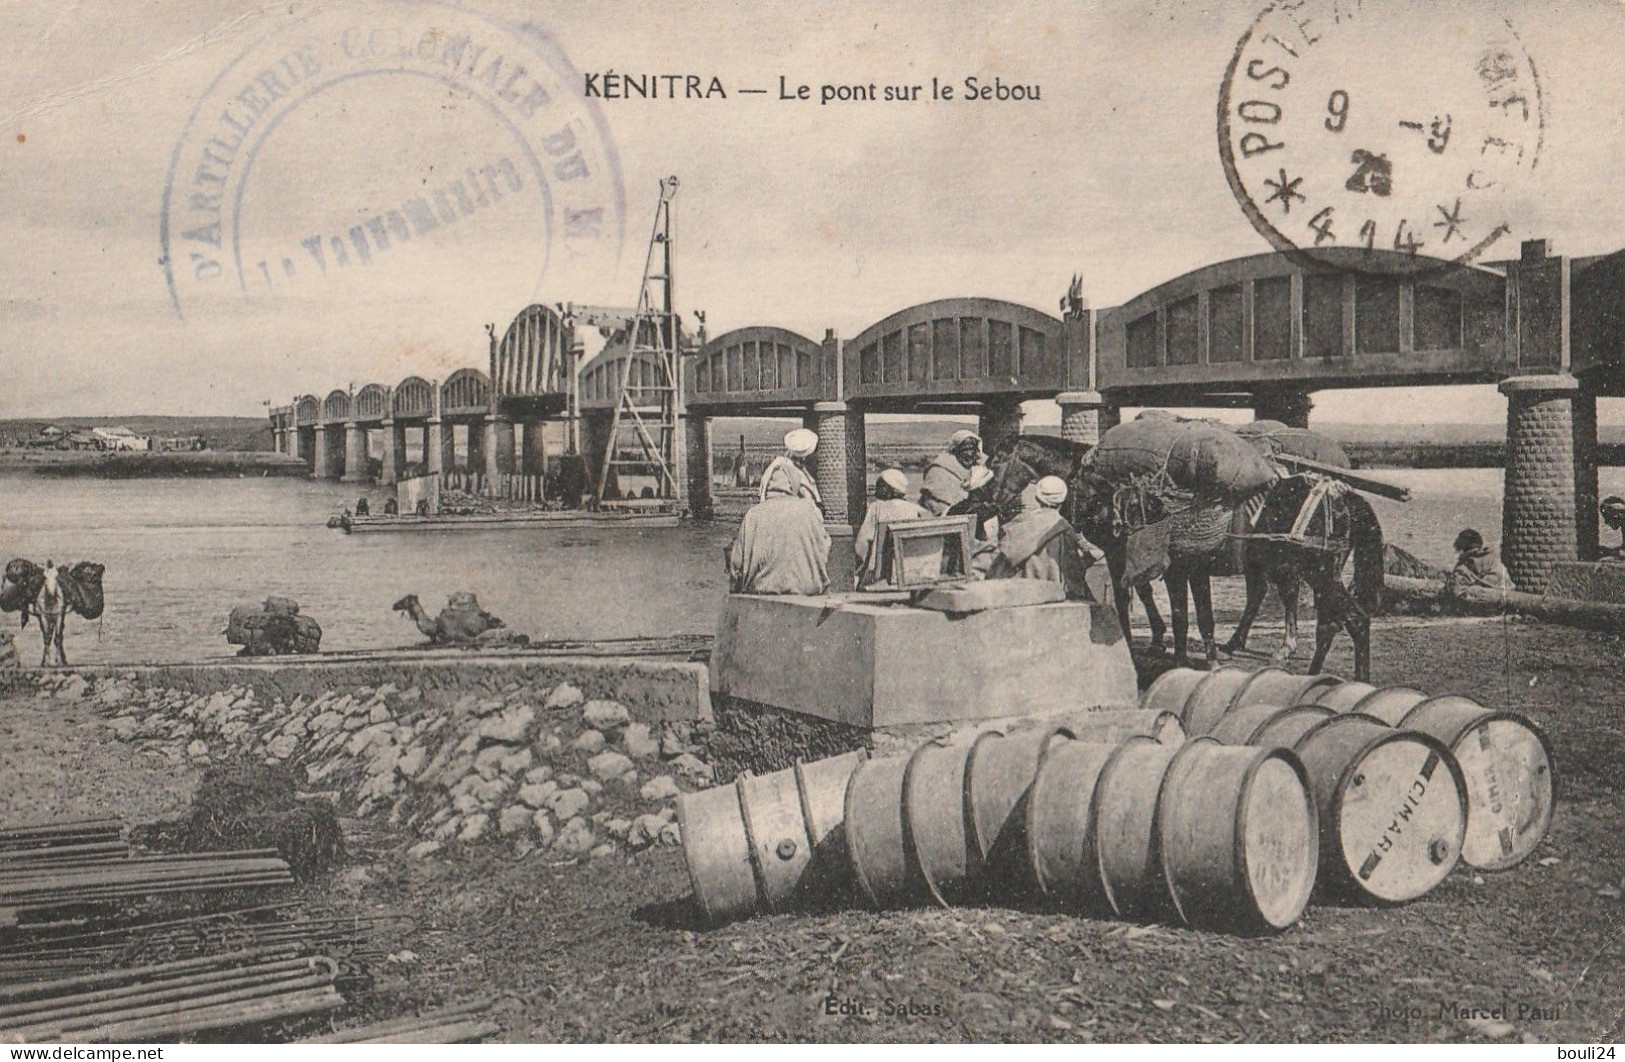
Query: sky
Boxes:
[{"xmin": 3, "ymin": 0, "xmax": 1625, "ymax": 422}]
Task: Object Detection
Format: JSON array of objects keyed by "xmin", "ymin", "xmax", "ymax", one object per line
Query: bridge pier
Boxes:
[
  {"xmin": 1253, "ymin": 388, "xmax": 1314, "ymax": 428},
  {"xmin": 1500, "ymin": 374, "xmax": 1598, "ymax": 593},
  {"xmin": 485, "ymin": 417, "xmax": 514, "ymax": 493},
  {"xmin": 341, "ymin": 422, "xmax": 370, "ymax": 484},
  {"xmin": 685, "ymin": 413, "xmax": 713, "ymax": 517},
  {"xmin": 1057, "ymin": 391, "xmax": 1120, "ymax": 446},
  {"xmin": 805, "ymin": 401, "xmax": 866, "ymax": 529},
  {"xmin": 979, "ymin": 398, "xmax": 1024, "ymax": 451},
  {"xmin": 466, "ymin": 420, "xmax": 486, "ymax": 480},
  {"xmin": 310, "ymin": 425, "xmax": 330, "ymax": 479},
  {"xmin": 427, "ymin": 419, "xmax": 448, "ymax": 479},
  {"xmin": 380, "ymin": 419, "xmax": 405, "ymax": 484},
  {"xmin": 521, "ymin": 420, "xmax": 546, "ymax": 477}
]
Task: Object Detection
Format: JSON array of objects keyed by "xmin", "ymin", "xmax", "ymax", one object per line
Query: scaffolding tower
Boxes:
[{"xmin": 594, "ymin": 176, "xmax": 684, "ymax": 509}]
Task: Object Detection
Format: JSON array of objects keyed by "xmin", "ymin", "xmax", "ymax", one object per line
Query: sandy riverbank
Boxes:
[{"xmin": 2, "ymin": 615, "xmax": 1621, "ymax": 1042}]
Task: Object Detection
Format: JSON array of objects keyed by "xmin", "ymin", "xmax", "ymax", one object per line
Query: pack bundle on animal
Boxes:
[
  {"xmin": 225, "ymin": 597, "xmax": 322, "ymax": 657},
  {"xmin": 0, "ymin": 560, "xmax": 105, "ymax": 667},
  {"xmin": 987, "ymin": 415, "xmax": 1394, "ymax": 680}
]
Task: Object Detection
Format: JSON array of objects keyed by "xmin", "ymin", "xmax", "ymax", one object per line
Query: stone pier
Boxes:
[
  {"xmin": 311, "ymin": 425, "xmax": 330, "ymax": 479},
  {"xmin": 427, "ymin": 419, "xmax": 448, "ymax": 478},
  {"xmin": 1056, "ymin": 390, "xmax": 1120, "ymax": 446},
  {"xmin": 805, "ymin": 401, "xmax": 866, "ymax": 529},
  {"xmin": 685, "ymin": 413, "xmax": 713, "ymax": 517},
  {"xmin": 1254, "ymin": 388, "xmax": 1315, "ymax": 428},
  {"xmin": 380, "ymin": 419, "xmax": 405, "ymax": 485},
  {"xmin": 979, "ymin": 397, "xmax": 1024, "ymax": 451},
  {"xmin": 1500, "ymin": 374, "xmax": 1598, "ymax": 592},
  {"xmin": 341, "ymin": 422, "xmax": 370, "ymax": 484},
  {"xmin": 486, "ymin": 417, "xmax": 514, "ymax": 489}
]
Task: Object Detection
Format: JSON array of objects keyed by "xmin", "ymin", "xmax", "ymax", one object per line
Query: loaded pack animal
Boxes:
[
  {"xmin": 987, "ymin": 432, "xmax": 1384, "ymax": 681},
  {"xmin": 0, "ymin": 559, "xmax": 106, "ymax": 667}
]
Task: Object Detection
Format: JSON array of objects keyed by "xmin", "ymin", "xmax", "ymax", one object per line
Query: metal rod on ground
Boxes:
[
  {"xmin": 0, "ymin": 946, "xmax": 295, "ymax": 1001},
  {"xmin": 0, "ymin": 957, "xmax": 326, "ymax": 1024},
  {"xmin": 4, "ymin": 966, "xmax": 337, "ymax": 1039},
  {"xmin": 63, "ymin": 986, "xmax": 344, "ymax": 1044},
  {"xmin": 2, "ymin": 877, "xmax": 295, "ymax": 907},
  {"xmin": 0, "ymin": 819, "xmax": 123, "ymax": 838},
  {"xmin": 304, "ymin": 998, "xmax": 498, "ymax": 1043},
  {"xmin": 367, "ymin": 1019, "xmax": 504, "ymax": 1044}
]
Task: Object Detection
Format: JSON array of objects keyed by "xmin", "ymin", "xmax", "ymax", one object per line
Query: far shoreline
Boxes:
[{"xmin": 0, "ymin": 451, "xmax": 309, "ymax": 478}]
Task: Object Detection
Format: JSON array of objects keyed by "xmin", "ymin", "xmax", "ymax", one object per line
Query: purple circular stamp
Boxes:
[
  {"xmin": 1218, "ymin": 0, "xmax": 1544, "ymax": 274},
  {"xmin": 161, "ymin": 0, "xmax": 625, "ymax": 322}
]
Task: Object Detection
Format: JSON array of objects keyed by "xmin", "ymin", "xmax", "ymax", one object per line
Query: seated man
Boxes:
[
  {"xmin": 946, "ymin": 465, "xmax": 1001, "ymax": 575},
  {"xmin": 1602, "ymin": 496, "xmax": 1625, "ymax": 560},
  {"xmin": 383, "ymin": 497, "xmax": 399, "ymax": 515},
  {"xmin": 355, "ymin": 497, "xmax": 370, "ymax": 516},
  {"xmin": 919, "ymin": 430, "xmax": 984, "ymax": 515},
  {"xmin": 987, "ymin": 475, "xmax": 1100, "ymax": 597},
  {"xmin": 757, "ymin": 428, "xmax": 822, "ymax": 507},
  {"xmin": 853, "ymin": 468, "xmax": 930, "ymax": 587},
  {"xmin": 726, "ymin": 484, "xmax": 832, "ymax": 595},
  {"xmin": 1446, "ymin": 528, "xmax": 1509, "ymax": 594}
]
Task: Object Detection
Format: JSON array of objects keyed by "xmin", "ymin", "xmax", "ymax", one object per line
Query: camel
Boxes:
[
  {"xmin": 1, "ymin": 559, "xmax": 105, "ymax": 667},
  {"xmin": 392, "ymin": 592, "xmax": 527, "ymax": 647}
]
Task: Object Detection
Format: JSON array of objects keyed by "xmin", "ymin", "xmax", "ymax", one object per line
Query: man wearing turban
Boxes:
[
  {"xmin": 757, "ymin": 428, "xmax": 823, "ymax": 507},
  {"xmin": 988, "ymin": 475, "xmax": 1100, "ymax": 596},
  {"xmin": 918, "ymin": 429, "xmax": 984, "ymax": 516},
  {"xmin": 727, "ymin": 476, "xmax": 832, "ymax": 596},
  {"xmin": 853, "ymin": 468, "xmax": 930, "ymax": 588}
]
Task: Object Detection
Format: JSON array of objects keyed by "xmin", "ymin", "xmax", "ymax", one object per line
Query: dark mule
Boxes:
[
  {"xmin": 985, "ymin": 435, "xmax": 1167, "ymax": 647},
  {"xmin": 1221, "ymin": 477, "xmax": 1384, "ymax": 679}
]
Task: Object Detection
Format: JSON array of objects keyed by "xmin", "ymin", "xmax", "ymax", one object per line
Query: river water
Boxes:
[{"xmin": 6, "ymin": 468, "xmax": 1623, "ymax": 665}]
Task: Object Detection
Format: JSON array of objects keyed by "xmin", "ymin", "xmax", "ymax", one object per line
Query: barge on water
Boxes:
[{"xmin": 332, "ymin": 503, "xmax": 680, "ymax": 534}]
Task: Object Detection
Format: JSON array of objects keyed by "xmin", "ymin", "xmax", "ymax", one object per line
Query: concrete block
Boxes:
[{"xmin": 711, "ymin": 592, "xmax": 1136, "ymax": 728}]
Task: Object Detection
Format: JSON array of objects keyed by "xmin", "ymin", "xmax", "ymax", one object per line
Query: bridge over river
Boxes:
[{"xmin": 273, "ymin": 238, "xmax": 1625, "ymax": 593}]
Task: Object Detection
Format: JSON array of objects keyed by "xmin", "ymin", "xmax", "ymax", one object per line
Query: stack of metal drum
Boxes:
[{"xmin": 677, "ymin": 667, "xmax": 1553, "ymax": 935}]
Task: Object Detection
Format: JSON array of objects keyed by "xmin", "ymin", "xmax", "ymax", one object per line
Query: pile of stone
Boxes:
[{"xmin": 34, "ymin": 672, "xmax": 714, "ymax": 864}]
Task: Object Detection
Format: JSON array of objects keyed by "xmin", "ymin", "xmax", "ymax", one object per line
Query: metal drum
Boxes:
[
  {"xmin": 676, "ymin": 780, "xmax": 756, "ymax": 925},
  {"xmin": 1307, "ymin": 680, "xmax": 1379, "ymax": 714},
  {"xmin": 1181, "ymin": 667, "xmax": 1257, "ymax": 737},
  {"xmin": 965, "ymin": 724, "xmax": 1075, "ymax": 872},
  {"xmin": 1231, "ymin": 667, "xmax": 1342, "ymax": 713},
  {"xmin": 1156, "ymin": 740, "xmax": 1319, "ymax": 933},
  {"xmin": 844, "ymin": 754, "xmax": 930, "ymax": 909},
  {"xmin": 738, "ymin": 768, "xmax": 813, "ymax": 913},
  {"xmin": 1249, "ymin": 705, "xmax": 1336, "ymax": 748},
  {"xmin": 1025, "ymin": 739, "xmax": 1121, "ymax": 913},
  {"xmin": 903, "ymin": 734, "xmax": 993, "ymax": 906},
  {"xmin": 1291, "ymin": 713, "xmax": 1468, "ymax": 904},
  {"xmin": 1397, "ymin": 696, "xmax": 1555, "ymax": 871},
  {"xmin": 1066, "ymin": 710, "xmax": 1187, "ymax": 747},
  {"xmin": 1347, "ymin": 686, "xmax": 1430, "ymax": 727},
  {"xmin": 685, "ymin": 749, "xmax": 869, "ymax": 921},
  {"xmin": 1142, "ymin": 668, "xmax": 1208, "ymax": 717},
  {"xmin": 1210, "ymin": 703, "xmax": 1304, "ymax": 746},
  {"xmin": 1092, "ymin": 736, "xmax": 1181, "ymax": 920},
  {"xmin": 793, "ymin": 748, "xmax": 870, "ymax": 895}
]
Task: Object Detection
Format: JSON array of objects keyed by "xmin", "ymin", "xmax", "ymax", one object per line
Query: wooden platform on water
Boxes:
[{"xmin": 338, "ymin": 508, "xmax": 679, "ymax": 534}]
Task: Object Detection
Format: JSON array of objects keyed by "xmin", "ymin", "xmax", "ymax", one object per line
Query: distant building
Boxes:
[{"xmin": 90, "ymin": 426, "xmax": 150, "ymax": 451}]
